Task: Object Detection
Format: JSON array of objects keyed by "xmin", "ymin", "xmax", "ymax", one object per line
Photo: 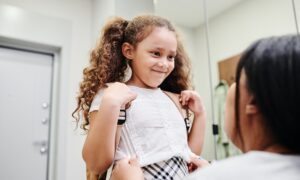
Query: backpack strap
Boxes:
[{"xmin": 163, "ymin": 91, "xmax": 191, "ymax": 133}]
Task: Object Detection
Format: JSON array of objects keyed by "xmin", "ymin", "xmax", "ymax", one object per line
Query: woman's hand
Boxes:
[
  {"xmin": 180, "ymin": 90, "xmax": 205, "ymax": 117},
  {"xmin": 111, "ymin": 157, "xmax": 144, "ymax": 180},
  {"xmin": 103, "ymin": 82, "xmax": 137, "ymax": 108}
]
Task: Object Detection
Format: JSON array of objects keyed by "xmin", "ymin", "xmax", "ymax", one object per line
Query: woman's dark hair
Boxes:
[{"xmin": 235, "ymin": 35, "xmax": 300, "ymax": 153}]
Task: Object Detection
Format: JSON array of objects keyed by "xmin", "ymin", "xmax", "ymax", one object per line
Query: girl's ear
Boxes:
[
  {"xmin": 245, "ymin": 95, "xmax": 258, "ymax": 115},
  {"xmin": 122, "ymin": 42, "xmax": 135, "ymax": 60}
]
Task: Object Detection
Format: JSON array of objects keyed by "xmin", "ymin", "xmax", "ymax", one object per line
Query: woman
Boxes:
[{"xmin": 187, "ymin": 34, "xmax": 300, "ymax": 180}]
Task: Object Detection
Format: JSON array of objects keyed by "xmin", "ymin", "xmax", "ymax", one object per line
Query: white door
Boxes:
[{"xmin": 0, "ymin": 46, "xmax": 53, "ymax": 180}]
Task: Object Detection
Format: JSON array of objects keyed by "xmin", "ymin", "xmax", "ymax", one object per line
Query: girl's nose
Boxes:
[{"xmin": 158, "ymin": 58, "xmax": 168, "ymax": 68}]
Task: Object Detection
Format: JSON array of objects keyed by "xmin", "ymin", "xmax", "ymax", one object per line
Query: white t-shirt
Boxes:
[
  {"xmin": 186, "ymin": 151, "xmax": 300, "ymax": 180},
  {"xmin": 89, "ymin": 85, "xmax": 192, "ymax": 167}
]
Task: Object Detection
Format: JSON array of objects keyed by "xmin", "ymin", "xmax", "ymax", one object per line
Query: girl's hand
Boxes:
[
  {"xmin": 187, "ymin": 155, "xmax": 210, "ymax": 173},
  {"xmin": 103, "ymin": 82, "xmax": 137, "ymax": 108},
  {"xmin": 180, "ymin": 90, "xmax": 205, "ymax": 117}
]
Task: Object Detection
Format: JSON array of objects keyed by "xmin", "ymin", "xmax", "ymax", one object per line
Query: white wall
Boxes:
[
  {"xmin": 116, "ymin": 0, "xmax": 154, "ymax": 20},
  {"xmin": 0, "ymin": 0, "xmax": 92, "ymax": 180},
  {"xmin": 92, "ymin": 0, "xmax": 155, "ymax": 42},
  {"xmin": 205, "ymin": 0, "xmax": 297, "ymax": 88},
  {"xmin": 176, "ymin": 26, "xmax": 197, "ymax": 65},
  {"xmin": 92, "ymin": 0, "xmax": 115, "ymax": 43}
]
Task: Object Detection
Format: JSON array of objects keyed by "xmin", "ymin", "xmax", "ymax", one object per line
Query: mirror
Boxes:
[{"xmin": 204, "ymin": 0, "xmax": 299, "ymax": 159}]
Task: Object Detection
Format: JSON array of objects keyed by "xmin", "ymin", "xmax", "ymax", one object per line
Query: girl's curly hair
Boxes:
[{"xmin": 72, "ymin": 15, "xmax": 192, "ymax": 131}]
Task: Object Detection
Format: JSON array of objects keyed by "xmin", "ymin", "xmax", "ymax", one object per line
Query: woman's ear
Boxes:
[
  {"xmin": 122, "ymin": 42, "xmax": 134, "ymax": 60},
  {"xmin": 245, "ymin": 95, "xmax": 258, "ymax": 115}
]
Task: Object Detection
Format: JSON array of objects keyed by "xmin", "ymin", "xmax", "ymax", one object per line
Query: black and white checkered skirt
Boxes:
[{"xmin": 142, "ymin": 156, "xmax": 189, "ymax": 180}]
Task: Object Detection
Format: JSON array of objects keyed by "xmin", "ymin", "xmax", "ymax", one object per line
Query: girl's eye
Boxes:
[
  {"xmin": 168, "ymin": 55, "xmax": 175, "ymax": 61},
  {"xmin": 151, "ymin": 51, "xmax": 161, "ymax": 57}
]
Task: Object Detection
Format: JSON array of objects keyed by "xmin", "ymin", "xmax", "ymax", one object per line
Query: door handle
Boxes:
[
  {"xmin": 33, "ymin": 140, "xmax": 48, "ymax": 155},
  {"xmin": 40, "ymin": 146, "xmax": 47, "ymax": 154}
]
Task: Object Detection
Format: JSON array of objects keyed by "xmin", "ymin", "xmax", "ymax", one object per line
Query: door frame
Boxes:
[{"xmin": 0, "ymin": 44, "xmax": 54, "ymax": 179}]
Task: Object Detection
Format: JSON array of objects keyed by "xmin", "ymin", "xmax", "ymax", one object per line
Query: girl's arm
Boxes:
[
  {"xmin": 187, "ymin": 110, "xmax": 206, "ymax": 155},
  {"xmin": 83, "ymin": 97, "xmax": 120, "ymax": 175},
  {"xmin": 82, "ymin": 83, "xmax": 137, "ymax": 175},
  {"xmin": 180, "ymin": 90, "xmax": 206, "ymax": 155}
]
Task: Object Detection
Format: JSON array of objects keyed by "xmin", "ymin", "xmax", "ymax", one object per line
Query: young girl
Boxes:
[{"xmin": 73, "ymin": 15, "xmax": 206, "ymax": 179}]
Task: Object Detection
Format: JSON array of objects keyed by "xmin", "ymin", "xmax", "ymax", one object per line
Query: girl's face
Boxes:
[{"xmin": 125, "ymin": 27, "xmax": 177, "ymax": 88}]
